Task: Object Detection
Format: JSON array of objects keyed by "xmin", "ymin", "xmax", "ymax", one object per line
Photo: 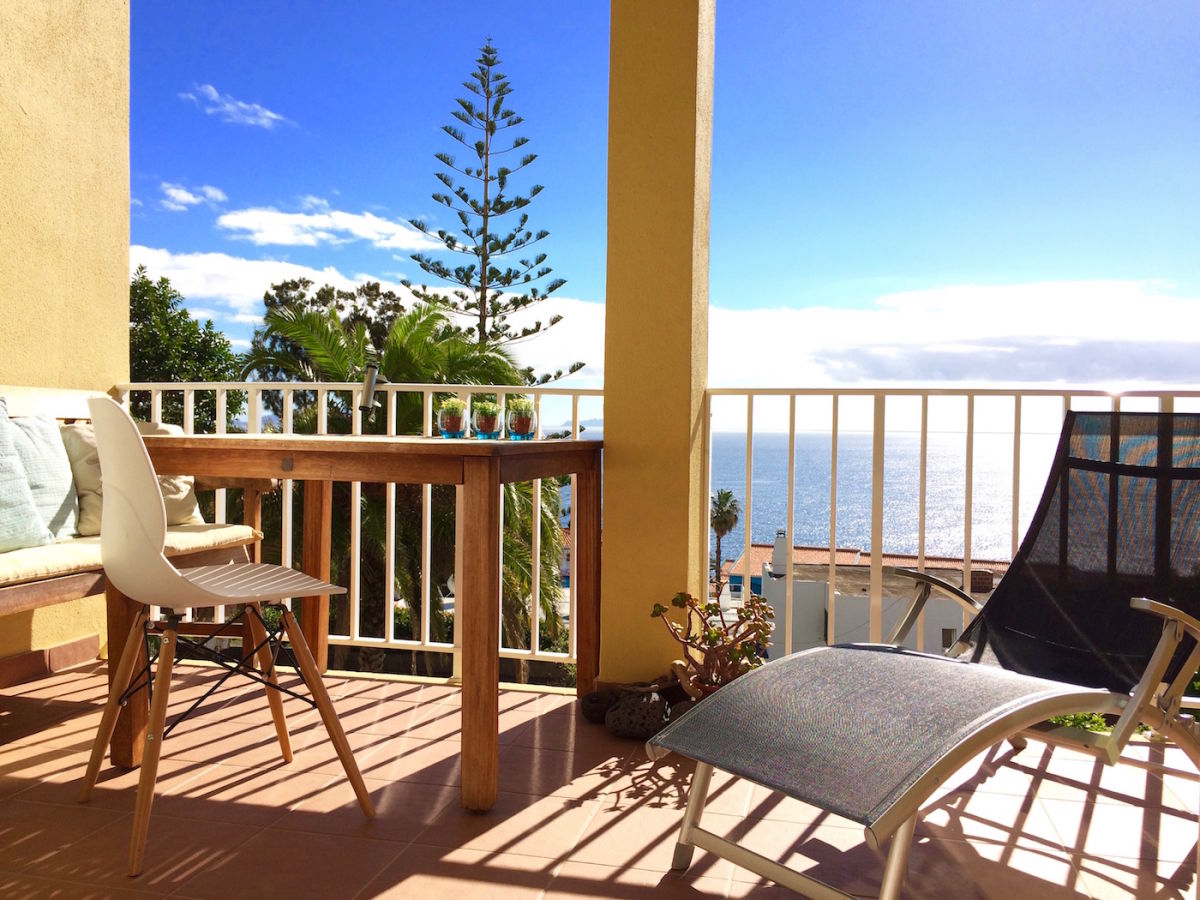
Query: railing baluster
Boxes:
[
  {"xmin": 917, "ymin": 395, "xmax": 929, "ymax": 652},
  {"xmin": 349, "ymin": 386, "xmax": 362, "ymax": 642},
  {"xmin": 385, "ymin": 387, "xmax": 397, "ymax": 645},
  {"xmin": 743, "ymin": 394, "xmax": 754, "ymax": 610},
  {"xmin": 962, "ymin": 395, "xmax": 975, "ymax": 634},
  {"xmin": 1011, "ymin": 396, "xmax": 1022, "ymax": 558},
  {"xmin": 827, "ymin": 395, "xmax": 839, "ymax": 645},
  {"xmin": 281, "ymin": 388, "xmax": 294, "ymax": 576},
  {"xmin": 869, "ymin": 394, "xmax": 885, "ymax": 644},
  {"xmin": 784, "ymin": 395, "xmax": 796, "ymax": 656}
]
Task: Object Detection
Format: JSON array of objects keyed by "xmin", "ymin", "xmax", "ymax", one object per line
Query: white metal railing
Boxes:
[
  {"xmin": 116, "ymin": 381, "xmax": 603, "ymax": 672},
  {"xmin": 703, "ymin": 387, "xmax": 1200, "ymax": 653}
]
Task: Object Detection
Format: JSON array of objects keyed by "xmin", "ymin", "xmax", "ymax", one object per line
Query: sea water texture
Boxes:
[{"xmin": 708, "ymin": 430, "xmax": 1062, "ymax": 564}]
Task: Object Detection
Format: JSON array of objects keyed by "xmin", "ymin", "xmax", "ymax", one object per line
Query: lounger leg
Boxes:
[
  {"xmin": 128, "ymin": 620, "xmax": 177, "ymax": 877},
  {"xmin": 878, "ymin": 813, "xmax": 917, "ymax": 900},
  {"xmin": 80, "ymin": 607, "xmax": 149, "ymax": 803},
  {"xmin": 247, "ymin": 602, "xmax": 292, "ymax": 762},
  {"xmin": 281, "ymin": 609, "xmax": 375, "ymax": 818},
  {"xmin": 672, "ymin": 761, "xmax": 714, "ymax": 871}
]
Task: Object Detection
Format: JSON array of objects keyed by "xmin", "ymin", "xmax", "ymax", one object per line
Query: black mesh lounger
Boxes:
[{"xmin": 648, "ymin": 411, "xmax": 1200, "ymax": 899}]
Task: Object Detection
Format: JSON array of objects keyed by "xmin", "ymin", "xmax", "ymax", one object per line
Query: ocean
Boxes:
[{"xmin": 708, "ymin": 430, "xmax": 1062, "ymax": 563}]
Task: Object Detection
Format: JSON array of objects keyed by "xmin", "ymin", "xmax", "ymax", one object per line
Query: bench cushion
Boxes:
[
  {"xmin": 60, "ymin": 420, "xmax": 204, "ymax": 536},
  {"xmin": 9, "ymin": 413, "xmax": 78, "ymax": 539},
  {"xmin": 0, "ymin": 402, "xmax": 53, "ymax": 552},
  {"xmin": 0, "ymin": 524, "xmax": 261, "ymax": 587}
]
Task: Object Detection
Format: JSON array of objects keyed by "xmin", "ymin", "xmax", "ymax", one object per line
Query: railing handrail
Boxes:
[
  {"xmin": 707, "ymin": 385, "xmax": 1200, "ymax": 398},
  {"xmin": 116, "ymin": 380, "xmax": 604, "ymax": 397}
]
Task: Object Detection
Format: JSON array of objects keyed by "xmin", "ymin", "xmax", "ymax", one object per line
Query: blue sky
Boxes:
[{"xmin": 131, "ymin": 1, "xmax": 1200, "ymax": 392}]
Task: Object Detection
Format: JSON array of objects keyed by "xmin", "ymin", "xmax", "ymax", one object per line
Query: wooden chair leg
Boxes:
[
  {"xmin": 128, "ymin": 622, "xmax": 177, "ymax": 877},
  {"xmin": 247, "ymin": 602, "xmax": 292, "ymax": 762},
  {"xmin": 281, "ymin": 608, "xmax": 375, "ymax": 818},
  {"xmin": 80, "ymin": 607, "xmax": 149, "ymax": 803}
]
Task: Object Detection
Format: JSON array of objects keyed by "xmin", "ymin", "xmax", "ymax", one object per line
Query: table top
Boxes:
[{"xmin": 143, "ymin": 433, "xmax": 602, "ymax": 485}]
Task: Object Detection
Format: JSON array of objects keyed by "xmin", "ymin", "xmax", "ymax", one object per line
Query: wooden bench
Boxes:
[{"xmin": 0, "ymin": 386, "xmax": 271, "ymax": 693}]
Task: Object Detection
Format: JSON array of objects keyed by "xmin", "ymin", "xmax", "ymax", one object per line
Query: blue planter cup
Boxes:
[
  {"xmin": 506, "ymin": 408, "xmax": 537, "ymax": 440},
  {"xmin": 437, "ymin": 408, "xmax": 465, "ymax": 438},
  {"xmin": 473, "ymin": 409, "xmax": 501, "ymax": 440}
]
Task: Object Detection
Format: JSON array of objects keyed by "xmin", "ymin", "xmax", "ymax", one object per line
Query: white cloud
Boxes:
[
  {"xmin": 706, "ymin": 280, "xmax": 1200, "ymax": 390},
  {"xmin": 179, "ymin": 83, "xmax": 291, "ymax": 129},
  {"xmin": 130, "ymin": 245, "xmax": 411, "ymax": 321},
  {"xmin": 159, "ymin": 181, "xmax": 227, "ymax": 212},
  {"xmin": 160, "ymin": 182, "xmax": 202, "ymax": 211},
  {"xmin": 125, "ymin": 250, "xmax": 1200, "ymax": 424},
  {"xmin": 217, "ymin": 203, "xmax": 439, "ymax": 250}
]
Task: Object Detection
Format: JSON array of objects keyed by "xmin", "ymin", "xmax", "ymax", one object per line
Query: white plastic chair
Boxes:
[{"xmin": 78, "ymin": 396, "xmax": 374, "ymax": 876}]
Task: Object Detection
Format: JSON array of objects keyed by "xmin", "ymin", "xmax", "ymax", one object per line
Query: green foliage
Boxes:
[
  {"xmin": 507, "ymin": 396, "xmax": 534, "ymax": 416},
  {"xmin": 243, "ymin": 277, "xmax": 407, "ymax": 416},
  {"xmin": 405, "ymin": 40, "xmax": 582, "ymax": 385},
  {"xmin": 473, "ymin": 400, "xmax": 501, "ymax": 417},
  {"xmin": 1048, "ymin": 712, "xmax": 1111, "ymax": 733},
  {"xmin": 128, "ymin": 266, "xmax": 244, "ymax": 431},
  {"xmin": 709, "ymin": 489, "xmax": 741, "ymax": 592},
  {"xmin": 653, "ymin": 591, "xmax": 774, "ymax": 690},
  {"xmin": 439, "ymin": 397, "xmax": 466, "ymax": 415}
]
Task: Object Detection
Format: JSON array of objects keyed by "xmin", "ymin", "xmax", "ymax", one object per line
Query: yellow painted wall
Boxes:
[
  {"xmin": 0, "ymin": 0, "xmax": 130, "ymax": 390},
  {"xmin": 0, "ymin": 0, "xmax": 130, "ymax": 660},
  {"xmin": 600, "ymin": 1, "xmax": 715, "ymax": 683}
]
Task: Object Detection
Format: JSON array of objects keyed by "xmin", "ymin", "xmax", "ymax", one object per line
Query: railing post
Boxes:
[{"xmin": 869, "ymin": 394, "xmax": 885, "ymax": 643}]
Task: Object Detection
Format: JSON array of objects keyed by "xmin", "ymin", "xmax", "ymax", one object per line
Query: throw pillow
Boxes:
[
  {"xmin": 0, "ymin": 400, "xmax": 55, "ymax": 552},
  {"xmin": 60, "ymin": 419, "xmax": 205, "ymax": 536},
  {"xmin": 8, "ymin": 409, "xmax": 79, "ymax": 539}
]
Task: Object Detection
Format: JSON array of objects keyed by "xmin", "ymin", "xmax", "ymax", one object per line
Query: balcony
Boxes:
[
  {"xmin": 5, "ymin": 4, "xmax": 1198, "ymax": 893},
  {"xmin": 3, "ymin": 659, "xmax": 1196, "ymax": 897},
  {"xmin": 3, "ymin": 381, "xmax": 1199, "ymax": 897}
]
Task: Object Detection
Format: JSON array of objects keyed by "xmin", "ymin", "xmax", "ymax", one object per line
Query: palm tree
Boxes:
[
  {"xmin": 242, "ymin": 302, "xmax": 567, "ymax": 676},
  {"xmin": 710, "ymin": 489, "xmax": 741, "ymax": 597}
]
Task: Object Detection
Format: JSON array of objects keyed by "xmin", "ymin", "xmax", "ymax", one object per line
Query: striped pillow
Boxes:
[{"xmin": 0, "ymin": 399, "xmax": 54, "ymax": 552}]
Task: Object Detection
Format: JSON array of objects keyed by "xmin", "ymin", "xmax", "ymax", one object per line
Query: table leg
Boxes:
[
  {"xmin": 300, "ymin": 479, "xmax": 333, "ymax": 673},
  {"xmin": 574, "ymin": 463, "xmax": 602, "ymax": 696},
  {"xmin": 106, "ymin": 583, "xmax": 147, "ymax": 768},
  {"xmin": 461, "ymin": 456, "xmax": 501, "ymax": 811}
]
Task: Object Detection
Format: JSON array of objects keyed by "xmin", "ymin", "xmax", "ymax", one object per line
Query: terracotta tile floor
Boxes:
[{"xmin": 1, "ymin": 661, "xmax": 1197, "ymax": 898}]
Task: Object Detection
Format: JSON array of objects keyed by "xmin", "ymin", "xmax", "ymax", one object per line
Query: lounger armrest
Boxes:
[
  {"xmin": 1101, "ymin": 597, "xmax": 1199, "ymax": 763},
  {"xmin": 884, "ymin": 567, "xmax": 983, "ymax": 645},
  {"xmin": 1131, "ymin": 596, "xmax": 1200, "ymax": 641}
]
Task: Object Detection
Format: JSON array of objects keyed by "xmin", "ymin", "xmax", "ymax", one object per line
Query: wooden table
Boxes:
[{"xmin": 107, "ymin": 434, "xmax": 602, "ymax": 812}]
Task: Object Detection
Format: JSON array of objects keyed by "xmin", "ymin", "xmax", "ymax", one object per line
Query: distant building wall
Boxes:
[
  {"xmin": 759, "ymin": 563, "xmax": 969, "ymax": 656},
  {"xmin": 0, "ymin": 1, "xmax": 129, "ymax": 664},
  {"xmin": 0, "ymin": 0, "xmax": 130, "ymax": 390}
]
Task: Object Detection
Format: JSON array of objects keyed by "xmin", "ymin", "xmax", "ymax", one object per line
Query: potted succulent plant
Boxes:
[
  {"xmin": 437, "ymin": 398, "xmax": 467, "ymax": 438},
  {"xmin": 472, "ymin": 400, "xmax": 502, "ymax": 439},
  {"xmin": 506, "ymin": 397, "xmax": 537, "ymax": 440},
  {"xmin": 651, "ymin": 591, "xmax": 774, "ymax": 700}
]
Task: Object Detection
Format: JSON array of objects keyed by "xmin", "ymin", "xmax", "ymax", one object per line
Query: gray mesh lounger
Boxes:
[{"xmin": 648, "ymin": 412, "xmax": 1200, "ymax": 898}]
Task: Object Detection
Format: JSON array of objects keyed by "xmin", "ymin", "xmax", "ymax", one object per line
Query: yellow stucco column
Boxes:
[
  {"xmin": 0, "ymin": 0, "xmax": 129, "ymax": 665},
  {"xmin": 0, "ymin": 0, "xmax": 130, "ymax": 390},
  {"xmin": 599, "ymin": 0, "xmax": 714, "ymax": 684}
]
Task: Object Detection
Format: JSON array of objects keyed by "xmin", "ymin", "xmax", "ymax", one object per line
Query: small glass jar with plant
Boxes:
[
  {"xmin": 506, "ymin": 397, "xmax": 537, "ymax": 440},
  {"xmin": 472, "ymin": 400, "xmax": 502, "ymax": 439},
  {"xmin": 651, "ymin": 591, "xmax": 774, "ymax": 699},
  {"xmin": 437, "ymin": 397, "xmax": 467, "ymax": 438}
]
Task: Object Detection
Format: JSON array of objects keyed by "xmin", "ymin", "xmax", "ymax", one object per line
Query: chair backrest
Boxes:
[
  {"xmin": 963, "ymin": 411, "xmax": 1200, "ymax": 692},
  {"xmin": 87, "ymin": 397, "xmax": 189, "ymax": 606}
]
